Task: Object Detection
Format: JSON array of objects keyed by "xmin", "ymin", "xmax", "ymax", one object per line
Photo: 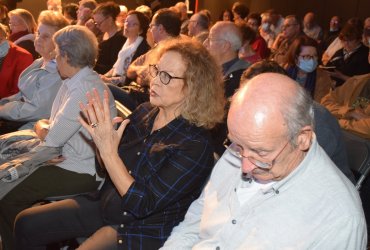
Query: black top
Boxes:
[
  {"xmin": 99, "ymin": 102, "xmax": 214, "ymax": 249},
  {"xmin": 327, "ymin": 44, "xmax": 370, "ymax": 86},
  {"xmin": 17, "ymin": 40, "xmax": 38, "ymax": 60},
  {"xmin": 94, "ymin": 31, "xmax": 126, "ymax": 74},
  {"xmin": 313, "ymin": 102, "xmax": 355, "ymax": 183}
]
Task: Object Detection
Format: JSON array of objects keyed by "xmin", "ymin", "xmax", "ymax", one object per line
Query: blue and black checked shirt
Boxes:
[{"xmin": 100, "ymin": 103, "xmax": 215, "ymax": 249}]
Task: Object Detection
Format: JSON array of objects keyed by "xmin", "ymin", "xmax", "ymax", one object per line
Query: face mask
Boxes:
[
  {"xmin": 0, "ymin": 40, "xmax": 10, "ymax": 58},
  {"xmin": 261, "ymin": 23, "xmax": 270, "ymax": 32},
  {"xmin": 297, "ymin": 58, "xmax": 318, "ymax": 73}
]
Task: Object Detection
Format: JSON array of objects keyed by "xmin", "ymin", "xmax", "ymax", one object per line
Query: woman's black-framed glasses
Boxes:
[{"xmin": 148, "ymin": 64, "xmax": 185, "ymax": 85}]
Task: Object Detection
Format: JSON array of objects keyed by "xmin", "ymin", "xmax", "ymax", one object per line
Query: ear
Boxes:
[
  {"xmin": 296, "ymin": 125, "xmax": 313, "ymax": 151},
  {"xmin": 157, "ymin": 24, "xmax": 164, "ymax": 32},
  {"xmin": 223, "ymin": 40, "xmax": 232, "ymax": 52}
]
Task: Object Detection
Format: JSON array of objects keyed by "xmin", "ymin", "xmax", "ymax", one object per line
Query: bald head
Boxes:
[
  {"xmin": 211, "ymin": 21, "xmax": 242, "ymax": 51},
  {"xmin": 227, "ymin": 73, "xmax": 314, "ymax": 181},
  {"xmin": 228, "ymin": 73, "xmax": 314, "ymax": 142}
]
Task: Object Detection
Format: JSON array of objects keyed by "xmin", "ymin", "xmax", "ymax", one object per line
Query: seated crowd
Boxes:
[{"xmin": 0, "ymin": 0, "xmax": 369, "ymax": 249}]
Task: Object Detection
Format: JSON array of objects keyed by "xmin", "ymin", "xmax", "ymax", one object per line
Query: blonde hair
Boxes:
[
  {"xmin": 8, "ymin": 8, "xmax": 37, "ymax": 33},
  {"xmin": 153, "ymin": 38, "xmax": 225, "ymax": 129},
  {"xmin": 38, "ymin": 10, "xmax": 69, "ymax": 31}
]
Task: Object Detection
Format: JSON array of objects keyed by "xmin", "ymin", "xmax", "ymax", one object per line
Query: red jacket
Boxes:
[{"xmin": 0, "ymin": 42, "xmax": 33, "ymax": 99}]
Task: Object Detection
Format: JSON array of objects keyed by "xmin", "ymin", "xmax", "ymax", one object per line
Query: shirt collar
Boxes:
[
  {"xmin": 265, "ymin": 134, "xmax": 317, "ymax": 194},
  {"xmin": 42, "ymin": 59, "xmax": 58, "ymax": 73},
  {"xmin": 63, "ymin": 66, "xmax": 92, "ymax": 89},
  {"xmin": 222, "ymin": 57, "xmax": 239, "ymax": 74}
]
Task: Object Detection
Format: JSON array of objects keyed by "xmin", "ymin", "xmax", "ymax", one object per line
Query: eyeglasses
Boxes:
[
  {"xmin": 8, "ymin": 22, "xmax": 22, "ymax": 27},
  {"xmin": 149, "ymin": 23, "xmax": 158, "ymax": 29},
  {"xmin": 299, "ymin": 54, "xmax": 318, "ymax": 60},
  {"xmin": 148, "ymin": 64, "xmax": 185, "ymax": 85},
  {"xmin": 94, "ymin": 17, "xmax": 108, "ymax": 26},
  {"xmin": 35, "ymin": 32, "xmax": 52, "ymax": 41},
  {"xmin": 282, "ymin": 23, "xmax": 298, "ymax": 29},
  {"xmin": 204, "ymin": 37, "xmax": 226, "ymax": 44},
  {"xmin": 225, "ymin": 139, "xmax": 290, "ymax": 169}
]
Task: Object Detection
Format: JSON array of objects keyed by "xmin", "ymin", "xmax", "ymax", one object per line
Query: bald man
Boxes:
[{"xmin": 161, "ymin": 73, "xmax": 366, "ymax": 249}]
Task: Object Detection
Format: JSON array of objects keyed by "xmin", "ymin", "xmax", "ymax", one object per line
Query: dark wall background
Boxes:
[
  {"xmin": 199, "ymin": 0, "xmax": 370, "ymax": 28},
  {"xmin": 15, "ymin": 0, "xmax": 370, "ymax": 28}
]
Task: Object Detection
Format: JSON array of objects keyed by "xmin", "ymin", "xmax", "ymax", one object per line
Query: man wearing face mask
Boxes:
[
  {"xmin": 284, "ymin": 35, "xmax": 332, "ymax": 102},
  {"xmin": 259, "ymin": 12, "xmax": 275, "ymax": 48},
  {"xmin": 0, "ymin": 23, "xmax": 33, "ymax": 99}
]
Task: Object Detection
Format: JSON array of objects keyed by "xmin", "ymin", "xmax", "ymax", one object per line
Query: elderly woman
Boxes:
[
  {"xmin": 284, "ymin": 35, "xmax": 332, "ymax": 101},
  {"xmin": 15, "ymin": 38, "xmax": 225, "ymax": 249},
  {"xmin": 93, "ymin": 1, "xmax": 126, "ymax": 74},
  {"xmin": 0, "ymin": 10, "xmax": 68, "ymax": 134},
  {"xmin": 102, "ymin": 10, "xmax": 150, "ymax": 86},
  {"xmin": 8, "ymin": 8, "xmax": 38, "ymax": 59},
  {"xmin": 0, "ymin": 23, "xmax": 33, "ymax": 100},
  {"xmin": 0, "ymin": 25, "xmax": 116, "ymax": 250}
]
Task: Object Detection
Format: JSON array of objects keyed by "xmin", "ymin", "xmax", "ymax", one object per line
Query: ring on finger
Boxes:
[{"xmin": 91, "ymin": 123, "xmax": 98, "ymax": 128}]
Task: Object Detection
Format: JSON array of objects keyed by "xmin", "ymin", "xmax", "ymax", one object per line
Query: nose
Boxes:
[
  {"xmin": 241, "ymin": 157, "xmax": 257, "ymax": 174},
  {"xmin": 150, "ymin": 73, "xmax": 160, "ymax": 87}
]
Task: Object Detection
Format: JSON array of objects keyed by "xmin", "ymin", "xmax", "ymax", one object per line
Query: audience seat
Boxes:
[
  {"xmin": 115, "ymin": 100, "xmax": 132, "ymax": 118},
  {"xmin": 342, "ymin": 129, "xmax": 370, "ymax": 190}
]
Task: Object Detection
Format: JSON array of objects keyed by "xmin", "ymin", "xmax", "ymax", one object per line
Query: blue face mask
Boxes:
[
  {"xmin": 297, "ymin": 58, "xmax": 318, "ymax": 73},
  {"xmin": 0, "ymin": 40, "xmax": 10, "ymax": 58},
  {"xmin": 261, "ymin": 23, "xmax": 270, "ymax": 32}
]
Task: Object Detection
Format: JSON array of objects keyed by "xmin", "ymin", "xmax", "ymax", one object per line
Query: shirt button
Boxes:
[
  {"xmin": 137, "ymin": 152, "xmax": 141, "ymax": 155},
  {"xmin": 123, "ymin": 211, "xmax": 127, "ymax": 216},
  {"xmin": 120, "ymin": 224, "xmax": 124, "ymax": 228},
  {"xmin": 216, "ymin": 247, "xmax": 220, "ymax": 250},
  {"xmin": 118, "ymin": 239, "xmax": 123, "ymax": 244},
  {"xmin": 232, "ymin": 219, "xmax": 237, "ymax": 224}
]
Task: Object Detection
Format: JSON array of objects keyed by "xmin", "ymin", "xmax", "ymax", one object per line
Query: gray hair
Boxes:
[
  {"xmin": 38, "ymin": 10, "xmax": 69, "ymax": 31},
  {"xmin": 53, "ymin": 25, "xmax": 98, "ymax": 68},
  {"xmin": 213, "ymin": 21, "xmax": 242, "ymax": 51},
  {"xmin": 196, "ymin": 12, "xmax": 210, "ymax": 30},
  {"xmin": 281, "ymin": 87, "xmax": 314, "ymax": 146}
]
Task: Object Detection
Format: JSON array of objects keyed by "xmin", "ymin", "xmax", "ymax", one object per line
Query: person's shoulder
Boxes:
[
  {"xmin": 110, "ymin": 30, "xmax": 126, "ymax": 43},
  {"xmin": 9, "ymin": 42, "xmax": 32, "ymax": 57},
  {"xmin": 129, "ymin": 102, "xmax": 155, "ymax": 121},
  {"xmin": 303, "ymin": 142, "xmax": 360, "ymax": 210},
  {"xmin": 138, "ymin": 38, "xmax": 150, "ymax": 50}
]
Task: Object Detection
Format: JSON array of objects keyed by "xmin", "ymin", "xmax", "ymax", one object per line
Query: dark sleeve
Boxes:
[
  {"xmin": 17, "ymin": 40, "xmax": 39, "ymax": 60},
  {"xmin": 120, "ymin": 136, "xmax": 214, "ymax": 218}
]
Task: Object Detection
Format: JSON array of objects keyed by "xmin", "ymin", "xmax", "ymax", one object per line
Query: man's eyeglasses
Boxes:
[
  {"xmin": 149, "ymin": 23, "xmax": 158, "ymax": 29},
  {"xmin": 94, "ymin": 17, "xmax": 108, "ymax": 26},
  {"xmin": 224, "ymin": 139, "xmax": 290, "ymax": 169},
  {"xmin": 282, "ymin": 23, "xmax": 298, "ymax": 29},
  {"xmin": 204, "ymin": 37, "xmax": 226, "ymax": 44},
  {"xmin": 148, "ymin": 64, "xmax": 185, "ymax": 85}
]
